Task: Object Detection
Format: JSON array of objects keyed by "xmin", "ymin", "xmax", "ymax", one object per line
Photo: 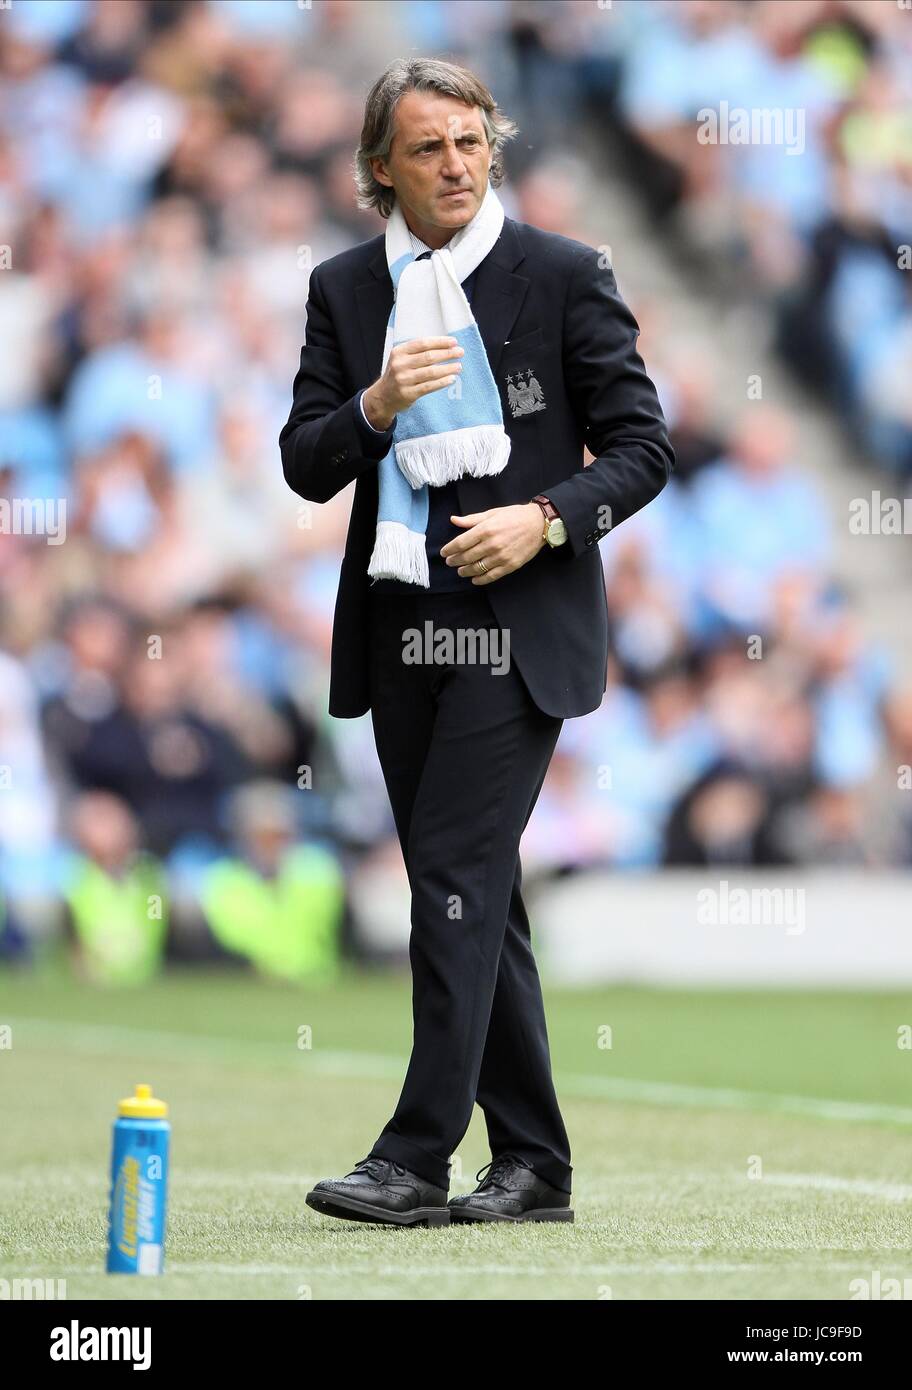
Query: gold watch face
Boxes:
[{"xmin": 547, "ymin": 518, "xmax": 568, "ymax": 546}]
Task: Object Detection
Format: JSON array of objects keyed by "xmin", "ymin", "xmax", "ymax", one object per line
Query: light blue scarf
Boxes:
[{"xmin": 367, "ymin": 184, "xmax": 512, "ymax": 587}]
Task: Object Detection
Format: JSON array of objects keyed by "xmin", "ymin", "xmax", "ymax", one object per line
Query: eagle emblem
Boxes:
[{"xmin": 506, "ymin": 369, "xmax": 546, "ymax": 418}]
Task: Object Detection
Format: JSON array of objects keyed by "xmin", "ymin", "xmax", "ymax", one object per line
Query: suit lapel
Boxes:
[{"xmin": 354, "ymin": 216, "xmax": 530, "ymax": 385}]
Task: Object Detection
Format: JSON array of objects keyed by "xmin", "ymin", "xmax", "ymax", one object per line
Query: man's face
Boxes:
[{"xmin": 371, "ymin": 90, "xmax": 491, "ymax": 238}]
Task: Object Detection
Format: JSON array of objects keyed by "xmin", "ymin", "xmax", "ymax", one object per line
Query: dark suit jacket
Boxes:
[{"xmin": 279, "ymin": 216, "xmax": 675, "ymax": 719}]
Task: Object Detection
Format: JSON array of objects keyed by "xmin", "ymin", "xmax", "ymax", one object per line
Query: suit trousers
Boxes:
[{"xmin": 365, "ymin": 581, "xmax": 572, "ymax": 1193}]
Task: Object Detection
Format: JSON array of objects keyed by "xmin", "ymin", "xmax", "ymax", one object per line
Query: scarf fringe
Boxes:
[
  {"xmin": 367, "ymin": 520, "xmax": 430, "ymax": 588},
  {"xmin": 395, "ymin": 425, "xmax": 511, "ymax": 490}
]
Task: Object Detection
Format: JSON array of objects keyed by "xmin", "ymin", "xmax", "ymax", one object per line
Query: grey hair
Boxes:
[{"xmin": 354, "ymin": 58, "xmax": 519, "ymax": 218}]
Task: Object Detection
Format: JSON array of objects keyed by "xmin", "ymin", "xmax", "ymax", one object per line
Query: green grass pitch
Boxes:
[{"xmin": 1, "ymin": 963, "xmax": 910, "ymax": 1300}]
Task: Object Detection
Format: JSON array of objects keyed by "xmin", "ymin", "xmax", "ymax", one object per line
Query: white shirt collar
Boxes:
[{"xmin": 408, "ymin": 229, "xmax": 433, "ymax": 257}]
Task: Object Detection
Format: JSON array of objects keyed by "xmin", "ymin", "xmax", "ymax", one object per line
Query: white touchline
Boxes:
[
  {"xmin": 12, "ymin": 1016, "xmax": 912, "ymax": 1128},
  {"xmin": 48, "ymin": 1260, "xmax": 768, "ymax": 1278},
  {"xmin": 6, "ymin": 1166, "xmax": 909, "ymax": 1204},
  {"xmin": 760, "ymin": 1172, "xmax": 912, "ymax": 1201},
  {"xmin": 558, "ymin": 1072, "xmax": 912, "ymax": 1127}
]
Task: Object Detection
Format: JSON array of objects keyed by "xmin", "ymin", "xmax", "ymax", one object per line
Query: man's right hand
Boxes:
[{"xmin": 362, "ymin": 337, "xmax": 464, "ymax": 431}]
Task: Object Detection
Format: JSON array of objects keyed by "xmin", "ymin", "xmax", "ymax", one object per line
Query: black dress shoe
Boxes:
[
  {"xmin": 305, "ymin": 1155, "xmax": 450, "ymax": 1226},
  {"xmin": 448, "ymin": 1153, "xmax": 574, "ymax": 1223}
]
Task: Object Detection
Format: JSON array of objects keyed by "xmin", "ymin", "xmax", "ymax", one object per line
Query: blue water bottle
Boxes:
[{"xmin": 106, "ymin": 1083, "xmax": 170, "ymax": 1275}]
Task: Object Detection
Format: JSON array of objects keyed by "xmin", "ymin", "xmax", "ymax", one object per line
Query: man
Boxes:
[{"xmin": 279, "ymin": 58, "xmax": 674, "ymax": 1226}]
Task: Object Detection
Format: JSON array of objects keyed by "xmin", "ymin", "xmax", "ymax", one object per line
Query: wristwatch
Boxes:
[{"xmin": 531, "ymin": 494, "xmax": 568, "ymax": 548}]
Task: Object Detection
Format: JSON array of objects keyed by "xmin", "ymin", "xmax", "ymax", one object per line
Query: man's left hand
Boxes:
[{"xmin": 441, "ymin": 503, "xmax": 544, "ymax": 584}]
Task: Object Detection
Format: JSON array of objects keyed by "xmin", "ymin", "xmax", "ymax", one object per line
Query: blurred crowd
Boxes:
[
  {"xmin": 1, "ymin": 0, "xmax": 910, "ymax": 978},
  {"xmin": 609, "ymin": 0, "xmax": 912, "ymax": 473}
]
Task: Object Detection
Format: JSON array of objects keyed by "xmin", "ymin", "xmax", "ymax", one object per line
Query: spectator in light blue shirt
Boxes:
[{"xmin": 689, "ymin": 407, "xmax": 829, "ymax": 637}]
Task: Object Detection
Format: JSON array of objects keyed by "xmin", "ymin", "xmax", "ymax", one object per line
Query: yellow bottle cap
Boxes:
[{"xmin": 117, "ymin": 1083, "xmax": 168, "ymax": 1119}]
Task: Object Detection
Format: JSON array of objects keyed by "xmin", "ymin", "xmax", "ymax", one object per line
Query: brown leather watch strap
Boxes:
[{"xmin": 531, "ymin": 493, "xmax": 559, "ymax": 527}]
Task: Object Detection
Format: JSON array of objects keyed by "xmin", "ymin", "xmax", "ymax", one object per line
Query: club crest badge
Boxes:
[{"xmin": 506, "ymin": 369, "xmax": 546, "ymax": 418}]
